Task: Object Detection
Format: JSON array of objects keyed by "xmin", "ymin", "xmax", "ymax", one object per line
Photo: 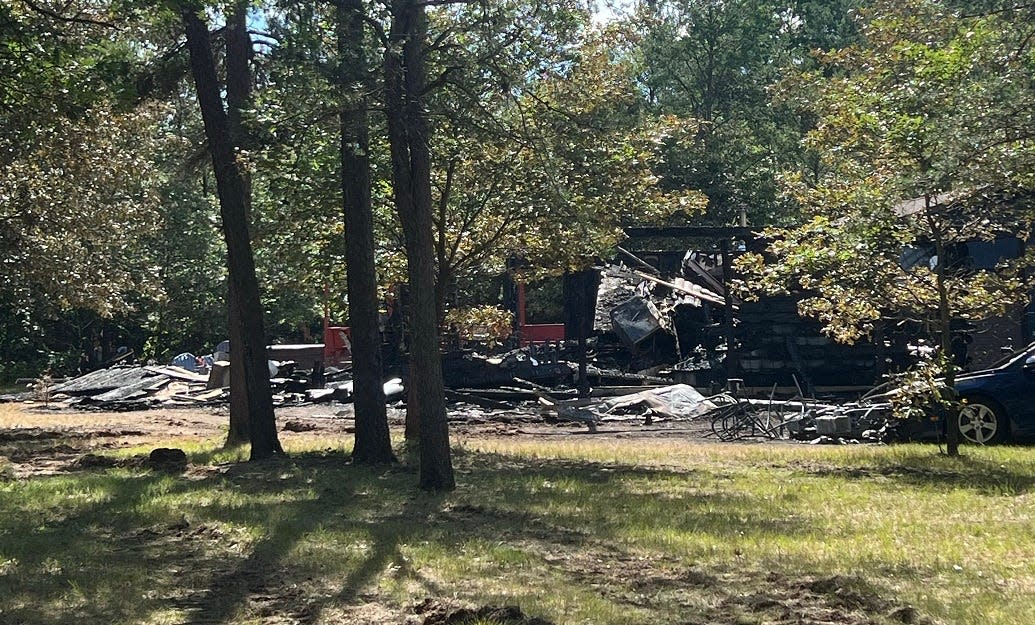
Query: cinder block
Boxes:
[{"xmin": 815, "ymin": 414, "xmax": 851, "ymax": 435}]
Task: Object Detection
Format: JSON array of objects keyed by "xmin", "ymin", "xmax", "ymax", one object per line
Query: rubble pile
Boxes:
[
  {"xmin": 0, "ymin": 357, "xmax": 899, "ymax": 445},
  {"xmin": 23, "ymin": 365, "xmax": 221, "ymax": 410},
  {"xmin": 0, "ymin": 241, "xmax": 913, "ymax": 444},
  {"xmin": 592, "ymin": 242, "xmax": 915, "ymax": 394}
]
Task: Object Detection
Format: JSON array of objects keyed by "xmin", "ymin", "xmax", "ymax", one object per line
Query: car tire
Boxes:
[{"xmin": 957, "ymin": 396, "xmax": 1009, "ymax": 445}]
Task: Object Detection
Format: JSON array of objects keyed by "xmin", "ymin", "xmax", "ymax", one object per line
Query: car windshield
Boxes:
[{"xmin": 986, "ymin": 341, "xmax": 1035, "ymax": 369}]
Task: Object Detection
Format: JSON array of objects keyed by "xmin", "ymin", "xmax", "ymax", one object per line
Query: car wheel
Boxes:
[{"xmin": 957, "ymin": 397, "xmax": 1008, "ymax": 444}]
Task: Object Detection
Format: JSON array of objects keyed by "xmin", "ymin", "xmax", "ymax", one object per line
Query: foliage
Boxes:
[
  {"xmin": 739, "ymin": 0, "xmax": 1035, "ymax": 345},
  {"xmin": 6, "ymin": 0, "xmax": 1032, "ymax": 394},
  {"xmin": 1, "ymin": 77, "xmax": 168, "ymax": 315},
  {"xmin": 421, "ymin": 24, "xmax": 707, "ymax": 285},
  {"xmin": 501, "ymin": 34, "xmax": 707, "ymax": 273},
  {"xmin": 737, "ymin": 0, "xmax": 1035, "ymax": 453},
  {"xmin": 443, "ymin": 305, "xmax": 514, "ymax": 347},
  {"xmin": 249, "ymin": 3, "xmax": 349, "ymax": 329},
  {"xmin": 253, "ymin": 1, "xmax": 704, "ymax": 316},
  {"xmin": 0, "ymin": 1, "xmax": 218, "ymax": 374},
  {"xmin": 0, "ymin": 1, "xmax": 165, "ymax": 307},
  {"xmin": 628, "ymin": 0, "xmax": 860, "ymax": 225}
]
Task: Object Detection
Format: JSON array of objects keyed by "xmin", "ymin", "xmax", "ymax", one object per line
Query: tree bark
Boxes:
[
  {"xmin": 182, "ymin": 5, "xmax": 282, "ymax": 460},
  {"xmin": 226, "ymin": 253, "xmax": 249, "ymax": 446},
  {"xmin": 385, "ymin": 0, "xmax": 454, "ymax": 490},
  {"xmin": 224, "ymin": 1, "xmax": 251, "ymax": 447},
  {"xmin": 337, "ymin": 0, "xmax": 395, "ymax": 465},
  {"xmin": 225, "ymin": 4, "xmax": 251, "ymax": 144},
  {"xmin": 928, "ymin": 196, "xmax": 960, "ymax": 457}
]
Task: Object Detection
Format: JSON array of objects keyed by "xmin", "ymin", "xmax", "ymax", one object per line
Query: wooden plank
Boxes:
[
  {"xmin": 587, "ymin": 385, "xmax": 669, "ymax": 397},
  {"xmin": 454, "ymin": 387, "xmax": 538, "ymax": 401},
  {"xmin": 632, "ymin": 270, "xmax": 729, "ymax": 307},
  {"xmin": 615, "ymin": 246, "xmax": 661, "ymax": 275}
]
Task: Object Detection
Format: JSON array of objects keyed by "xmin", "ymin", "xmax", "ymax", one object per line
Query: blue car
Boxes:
[{"xmin": 953, "ymin": 342, "xmax": 1035, "ymax": 444}]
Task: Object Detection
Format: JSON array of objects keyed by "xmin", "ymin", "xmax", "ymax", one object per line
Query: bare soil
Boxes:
[{"xmin": 0, "ymin": 400, "xmax": 722, "ymax": 479}]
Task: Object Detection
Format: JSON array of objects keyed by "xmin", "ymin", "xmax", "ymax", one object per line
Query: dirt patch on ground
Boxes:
[
  {"xmin": 0, "ymin": 400, "xmax": 725, "ymax": 479},
  {"xmin": 414, "ymin": 599, "xmax": 554, "ymax": 625},
  {"xmin": 713, "ymin": 572, "xmax": 931, "ymax": 625},
  {"xmin": 0, "ymin": 404, "xmax": 362, "ymax": 478}
]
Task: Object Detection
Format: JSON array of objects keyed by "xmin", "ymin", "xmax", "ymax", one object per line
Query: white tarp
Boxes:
[{"xmin": 598, "ymin": 384, "xmax": 716, "ymax": 420}]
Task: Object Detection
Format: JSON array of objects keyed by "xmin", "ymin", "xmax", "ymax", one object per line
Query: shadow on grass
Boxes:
[
  {"xmin": 0, "ymin": 470, "xmax": 194, "ymax": 624},
  {"xmin": 451, "ymin": 451, "xmax": 812, "ymax": 541},
  {"xmin": 785, "ymin": 447, "xmax": 1035, "ymax": 495},
  {"xmin": 163, "ymin": 453, "xmax": 420, "ymax": 623},
  {"xmin": 0, "ymin": 451, "xmax": 369, "ymax": 625},
  {"xmin": 1, "ymin": 446, "xmax": 923, "ymax": 625}
]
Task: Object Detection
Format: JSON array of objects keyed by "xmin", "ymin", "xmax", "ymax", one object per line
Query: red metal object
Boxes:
[
  {"xmin": 519, "ymin": 323, "xmax": 565, "ymax": 346},
  {"xmin": 324, "ymin": 326, "xmax": 352, "ymax": 364},
  {"xmin": 515, "ymin": 279, "xmax": 566, "ymax": 345},
  {"xmin": 322, "ymin": 291, "xmax": 352, "ymax": 364}
]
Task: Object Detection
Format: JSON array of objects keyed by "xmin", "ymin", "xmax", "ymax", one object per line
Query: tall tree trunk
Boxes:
[
  {"xmin": 937, "ymin": 271, "xmax": 961, "ymax": 457},
  {"xmin": 927, "ymin": 196, "xmax": 960, "ymax": 456},
  {"xmin": 224, "ymin": 1, "xmax": 251, "ymax": 447},
  {"xmin": 385, "ymin": 0, "xmax": 454, "ymax": 490},
  {"xmin": 225, "ymin": 4, "xmax": 251, "ymax": 139},
  {"xmin": 337, "ymin": 0, "xmax": 395, "ymax": 465},
  {"xmin": 940, "ymin": 347, "xmax": 961, "ymax": 456},
  {"xmin": 384, "ymin": 9, "xmax": 420, "ymax": 446},
  {"xmin": 182, "ymin": 6, "xmax": 282, "ymax": 460},
  {"xmin": 226, "ymin": 261, "xmax": 249, "ymax": 446}
]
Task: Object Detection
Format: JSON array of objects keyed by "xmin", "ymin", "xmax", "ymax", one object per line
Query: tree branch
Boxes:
[
  {"xmin": 958, "ymin": 2, "xmax": 1035, "ymax": 19},
  {"xmin": 423, "ymin": 65, "xmax": 463, "ymax": 95},
  {"xmin": 417, "ymin": 0, "xmax": 480, "ymax": 6},
  {"xmin": 20, "ymin": 0, "xmax": 116, "ymax": 28}
]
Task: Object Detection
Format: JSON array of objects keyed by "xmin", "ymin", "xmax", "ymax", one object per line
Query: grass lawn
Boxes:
[{"xmin": 1, "ymin": 424, "xmax": 1033, "ymax": 625}]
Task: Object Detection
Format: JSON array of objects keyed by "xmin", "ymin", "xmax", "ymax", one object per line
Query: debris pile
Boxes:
[
  {"xmin": 0, "ymin": 240, "xmax": 914, "ymax": 444},
  {"xmin": 701, "ymin": 393, "xmax": 895, "ymax": 444},
  {"xmin": 34, "ymin": 365, "xmax": 221, "ymax": 410},
  {"xmin": 1, "ymin": 357, "xmax": 900, "ymax": 445},
  {"xmin": 590, "ymin": 253, "xmax": 908, "ymax": 394}
]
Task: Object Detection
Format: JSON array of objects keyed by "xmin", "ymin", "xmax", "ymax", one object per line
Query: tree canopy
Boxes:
[{"xmin": 736, "ymin": 0, "xmax": 1035, "ymax": 454}]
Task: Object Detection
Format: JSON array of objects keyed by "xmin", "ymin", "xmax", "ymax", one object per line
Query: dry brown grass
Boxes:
[{"xmin": 0, "ymin": 402, "xmax": 147, "ymax": 430}]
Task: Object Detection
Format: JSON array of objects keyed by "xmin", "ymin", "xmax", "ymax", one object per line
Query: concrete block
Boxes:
[{"xmin": 815, "ymin": 414, "xmax": 851, "ymax": 435}]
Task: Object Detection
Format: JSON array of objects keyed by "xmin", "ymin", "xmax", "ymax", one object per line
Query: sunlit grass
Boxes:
[
  {"xmin": 0, "ymin": 421, "xmax": 1032, "ymax": 625},
  {"xmin": 462, "ymin": 438, "xmax": 1035, "ymax": 623}
]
